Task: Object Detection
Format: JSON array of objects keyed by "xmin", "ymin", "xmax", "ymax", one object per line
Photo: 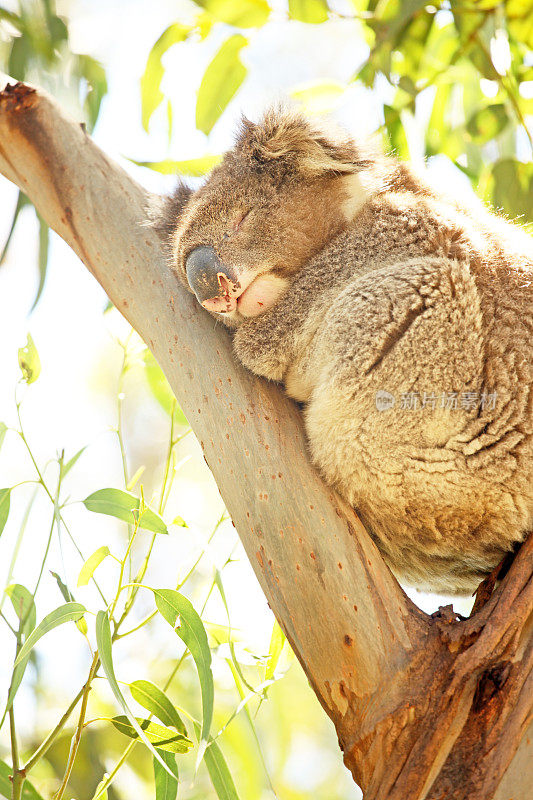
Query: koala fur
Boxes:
[{"xmin": 156, "ymin": 109, "xmax": 533, "ymax": 595}]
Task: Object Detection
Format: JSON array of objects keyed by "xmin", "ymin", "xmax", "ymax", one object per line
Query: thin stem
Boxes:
[
  {"xmin": 0, "ymin": 610, "xmax": 17, "ymax": 635},
  {"xmin": 24, "ymin": 688, "xmax": 84, "ymax": 772},
  {"xmin": 86, "ymin": 564, "xmax": 222, "ymax": 798},
  {"xmin": 9, "ymin": 706, "xmax": 24, "ymax": 800},
  {"xmin": 53, "ymin": 653, "xmax": 99, "ymax": 800},
  {"xmin": 116, "ymin": 342, "xmax": 131, "ymax": 489},
  {"xmin": 0, "ymin": 487, "xmax": 38, "ymax": 612},
  {"xmin": 88, "ymin": 741, "xmax": 136, "ymax": 800},
  {"xmin": 108, "ymin": 518, "xmax": 140, "ymax": 621},
  {"xmin": 16, "ymin": 406, "xmax": 108, "ymax": 605},
  {"xmin": 159, "ymin": 400, "xmax": 176, "ymax": 515}
]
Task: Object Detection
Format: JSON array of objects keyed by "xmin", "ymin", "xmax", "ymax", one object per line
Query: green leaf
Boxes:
[
  {"xmin": 83, "ymin": 488, "xmax": 168, "ymax": 535},
  {"xmin": 18, "ymin": 333, "xmax": 41, "ymax": 384},
  {"xmin": 265, "ymin": 620, "xmax": 286, "ymax": 683},
  {"xmin": 0, "ymin": 191, "xmax": 30, "ymax": 265},
  {"xmin": 144, "ymin": 351, "xmax": 188, "ymax": 425},
  {"xmin": 0, "ymin": 759, "xmax": 44, "ymax": 800},
  {"xmin": 61, "ymin": 447, "xmax": 87, "ymax": 479},
  {"xmin": 2, "ymin": 602, "xmax": 85, "ymax": 722},
  {"xmin": 0, "ymin": 489, "xmax": 10, "ymax": 538},
  {"xmin": 77, "ymin": 546, "xmax": 111, "ymax": 587},
  {"xmin": 6, "ymin": 584, "xmax": 36, "ymax": 638},
  {"xmin": 491, "ymin": 158, "xmax": 533, "ymax": 222},
  {"xmin": 290, "ymin": 79, "xmax": 345, "ymax": 114},
  {"xmin": 215, "ymin": 571, "xmax": 255, "ymax": 694},
  {"xmin": 77, "ymin": 54, "xmax": 108, "ymax": 131},
  {"xmin": 508, "ymin": 0, "xmax": 533, "ymax": 48},
  {"xmin": 154, "ymin": 751, "xmax": 179, "ymax": 800},
  {"xmin": 130, "ymin": 679, "xmax": 188, "ymax": 735},
  {"xmin": 153, "ymin": 590, "xmax": 214, "ymax": 753},
  {"xmin": 14, "ymin": 602, "xmax": 86, "ymax": 667},
  {"xmin": 2, "ymin": 658, "xmax": 29, "ymax": 726},
  {"xmin": 196, "ymin": 35, "xmax": 248, "ymax": 135},
  {"xmin": 111, "ymin": 716, "xmax": 193, "ymax": 753},
  {"xmin": 95, "ymin": 611, "xmax": 184, "ymax": 779},
  {"xmin": 383, "ymin": 104, "xmax": 410, "ymax": 159},
  {"xmin": 466, "ymin": 104, "xmax": 509, "ymax": 144},
  {"xmin": 130, "ymin": 155, "xmax": 221, "ymax": 176},
  {"xmin": 141, "ymin": 24, "xmax": 191, "ymax": 131},
  {"xmin": 288, "ymin": 0, "xmax": 328, "ymax": 24},
  {"xmin": 0, "ymin": 423, "xmax": 6, "ymax": 451},
  {"xmin": 192, "ymin": 721, "xmax": 240, "ymax": 800},
  {"xmin": 194, "ymin": 0, "xmax": 270, "ymax": 28},
  {"xmin": 172, "ymin": 516, "xmax": 188, "ymax": 528},
  {"xmin": 30, "ymin": 213, "xmax": 49, "ymax": 311},
  {"xmin": 49, "ymin": 572, "xmax": 89, "ymax": 634},
  {"xmin": 93, "ymin": 775, "xmax": 109, "ymax": 800},
  {"xmin": 49, "ymin": 571, "xmax": 74, "ymax": 602}
]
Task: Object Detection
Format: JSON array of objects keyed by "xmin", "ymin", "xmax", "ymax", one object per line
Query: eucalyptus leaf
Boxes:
[
  {"xmin": 95, "ymin": 611, "xmax": 180, "ymax": 779},
  {"xmin": 83, "ymin": 488, "xmax": 168, "ymax": 534},
  {"xmin": 2, "ymin": 602, "xmax": 86, "ymax": 722},
  {"xmin": 265, "ymin": 620, "xmax": 286, "ymax": 683},
  {"xmin": 141, "ymin": 24, "xmax": 191, "ymax": 131},
  {"xmin": 144, "ymin": 351, "xmax": 188, "ymax": 425},
  {"xmin": 288, "ymin": 0, "xmax": 328, "ymax": 24},
  {"xmin": 14, "ymin": 602, "xmax": 86, "ymax": 667},
  {"xmin": 60, "ymin": 446, "xmax": 87, "ymax": 479},
  {"xmin": 196, "ymin": 35, "xmax": 248, "ymax": 135},
  {"xmin": 6, "ymin": 583, "xmax": 36, "ymax": 638},
  {"xmin": 111, "ymin": 716, "xmax": 193, "ymax": 753},
  {"xmin": 194, "ymin": 0, "xmax": 270, "ymax": 28},
  {"xmin": 192, "ymin": 721, "xmax": 240, "ymax": 800},
  {"xmin": 77, "ymin": 546, "xmax": 111, "ymax": 587},
  {"xmin": 49, "ymin": 571, "xmax": 74, "ymax": 602},
  {"xmin": 0, "ymin": 489, "xmax": 10, "ymax": 538},
  {"xmin": 153, "ymin": 589, "xmax": 214, "ymax": 753},
  {"xmin": 130, "ymin": 155, "xmax": 221, "ymax": 177},
  {"xmin": 153, "ymin": 751, "xmax": 179, "ymax": 800},
  {"xmin": 466, "ymin": 104, "xmax": 508, "ymax": 144},
  {"xmin": 31, "ymin": 213, "xmax": 49, "ymax": 311},
  {"xmin": 18, "ymin": 333, "xmax": 40, "ymax": 384},
  {"xmin": 0, "ymin": 759, "xmax": 44, "ymax": 800},
  {"xmin": 0, "ymin": 190, "xmax": 30, "ymax": 265},
  {"xmin": 77, "ymin": 54, "xmax": 108, "ymax": 131},
  {"xmin": 130, "ymin": 679, "xmax": 188, "ymax": 735}
]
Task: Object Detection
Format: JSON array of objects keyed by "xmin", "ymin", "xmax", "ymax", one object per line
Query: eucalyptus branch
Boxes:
[
  {"xmin": 16, "ymin": 406, "xmax": 108, "ymax": 605},
  {"xmin": 24, "ymin": 688, "xmax": 84, "ymax": 772},
  {"xmin": 53, "ymin": 652, "xmax": 99, "ymax": 800}
]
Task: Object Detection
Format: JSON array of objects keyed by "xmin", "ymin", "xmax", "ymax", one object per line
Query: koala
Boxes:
[{"xmin": 153, "ymin": 109, "xmax": 533, "ymax": 595}]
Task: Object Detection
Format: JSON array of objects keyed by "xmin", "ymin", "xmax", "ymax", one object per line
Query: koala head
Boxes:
[{"xmin": 163, "ymin": 109, "xmax": 374, "ymax": 326}]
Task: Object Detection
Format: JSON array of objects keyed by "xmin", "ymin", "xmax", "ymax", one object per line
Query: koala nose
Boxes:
[{"xmin": 185, "ymin": 245, "xmax": 241, "ymax": 310}]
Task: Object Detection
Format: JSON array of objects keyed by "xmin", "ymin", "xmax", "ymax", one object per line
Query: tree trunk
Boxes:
[{"xmin": 0, "ymin": 76, "xmax": 531, "ymax": 800}]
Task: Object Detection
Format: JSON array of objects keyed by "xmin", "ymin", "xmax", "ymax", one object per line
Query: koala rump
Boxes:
[{"xmin": 154, "ymin": 109, "xmax": 533, "ymax": 596}]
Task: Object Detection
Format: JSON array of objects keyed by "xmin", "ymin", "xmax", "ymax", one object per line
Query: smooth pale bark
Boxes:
[{"xmin": 0, "ymin": 76, "xmax": 531, "ymax": 800}]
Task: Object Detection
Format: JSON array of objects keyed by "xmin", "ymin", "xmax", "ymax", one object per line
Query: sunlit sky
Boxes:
[{"xmin": 0, "ymin": 1, "xmax": 493, "ymax": 794}]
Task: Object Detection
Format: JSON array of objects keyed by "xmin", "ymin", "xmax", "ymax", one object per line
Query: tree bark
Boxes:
[{"xmin": 0, "ymin": 76, "xmax": 531, "ymax": 800}]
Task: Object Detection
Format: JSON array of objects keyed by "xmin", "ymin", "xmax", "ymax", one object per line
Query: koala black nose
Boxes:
[{"xmin": 185, "ymin": 245, "xmax": 240, "ymax": 305}]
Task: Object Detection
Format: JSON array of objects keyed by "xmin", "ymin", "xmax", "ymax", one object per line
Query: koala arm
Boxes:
[{"xmin": 232, "ymin": 298, "xmax": 300, "ymax": 382}]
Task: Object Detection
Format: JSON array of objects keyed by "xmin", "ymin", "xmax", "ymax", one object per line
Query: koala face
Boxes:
[{"xmin": 169, "ymin": 110, "xmax": 373, "ymax": 326}]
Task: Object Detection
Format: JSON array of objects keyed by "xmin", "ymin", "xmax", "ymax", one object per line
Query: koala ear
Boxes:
[
  {"xmin": 146, "ymin": 182, "xmax": 193, "ymax": 249},
  {"xmin": 236, "ymin": 110, "xmax": 370, "ymax": 176}
]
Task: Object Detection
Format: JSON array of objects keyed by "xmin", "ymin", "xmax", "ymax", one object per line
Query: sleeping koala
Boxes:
[{"xmin": 154, "ymin": 109, "xmax": 532, "ymax": 595}]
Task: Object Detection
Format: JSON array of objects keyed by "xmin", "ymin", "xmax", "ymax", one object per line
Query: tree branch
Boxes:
[{"xmin": 1, "ymin": 76, "xmax": 531, "ymax": 799}]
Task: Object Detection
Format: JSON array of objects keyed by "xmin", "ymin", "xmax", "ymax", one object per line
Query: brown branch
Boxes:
[{"xmin": 0, "ymin": 75, "xmax": 531, "ymax": 800}]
